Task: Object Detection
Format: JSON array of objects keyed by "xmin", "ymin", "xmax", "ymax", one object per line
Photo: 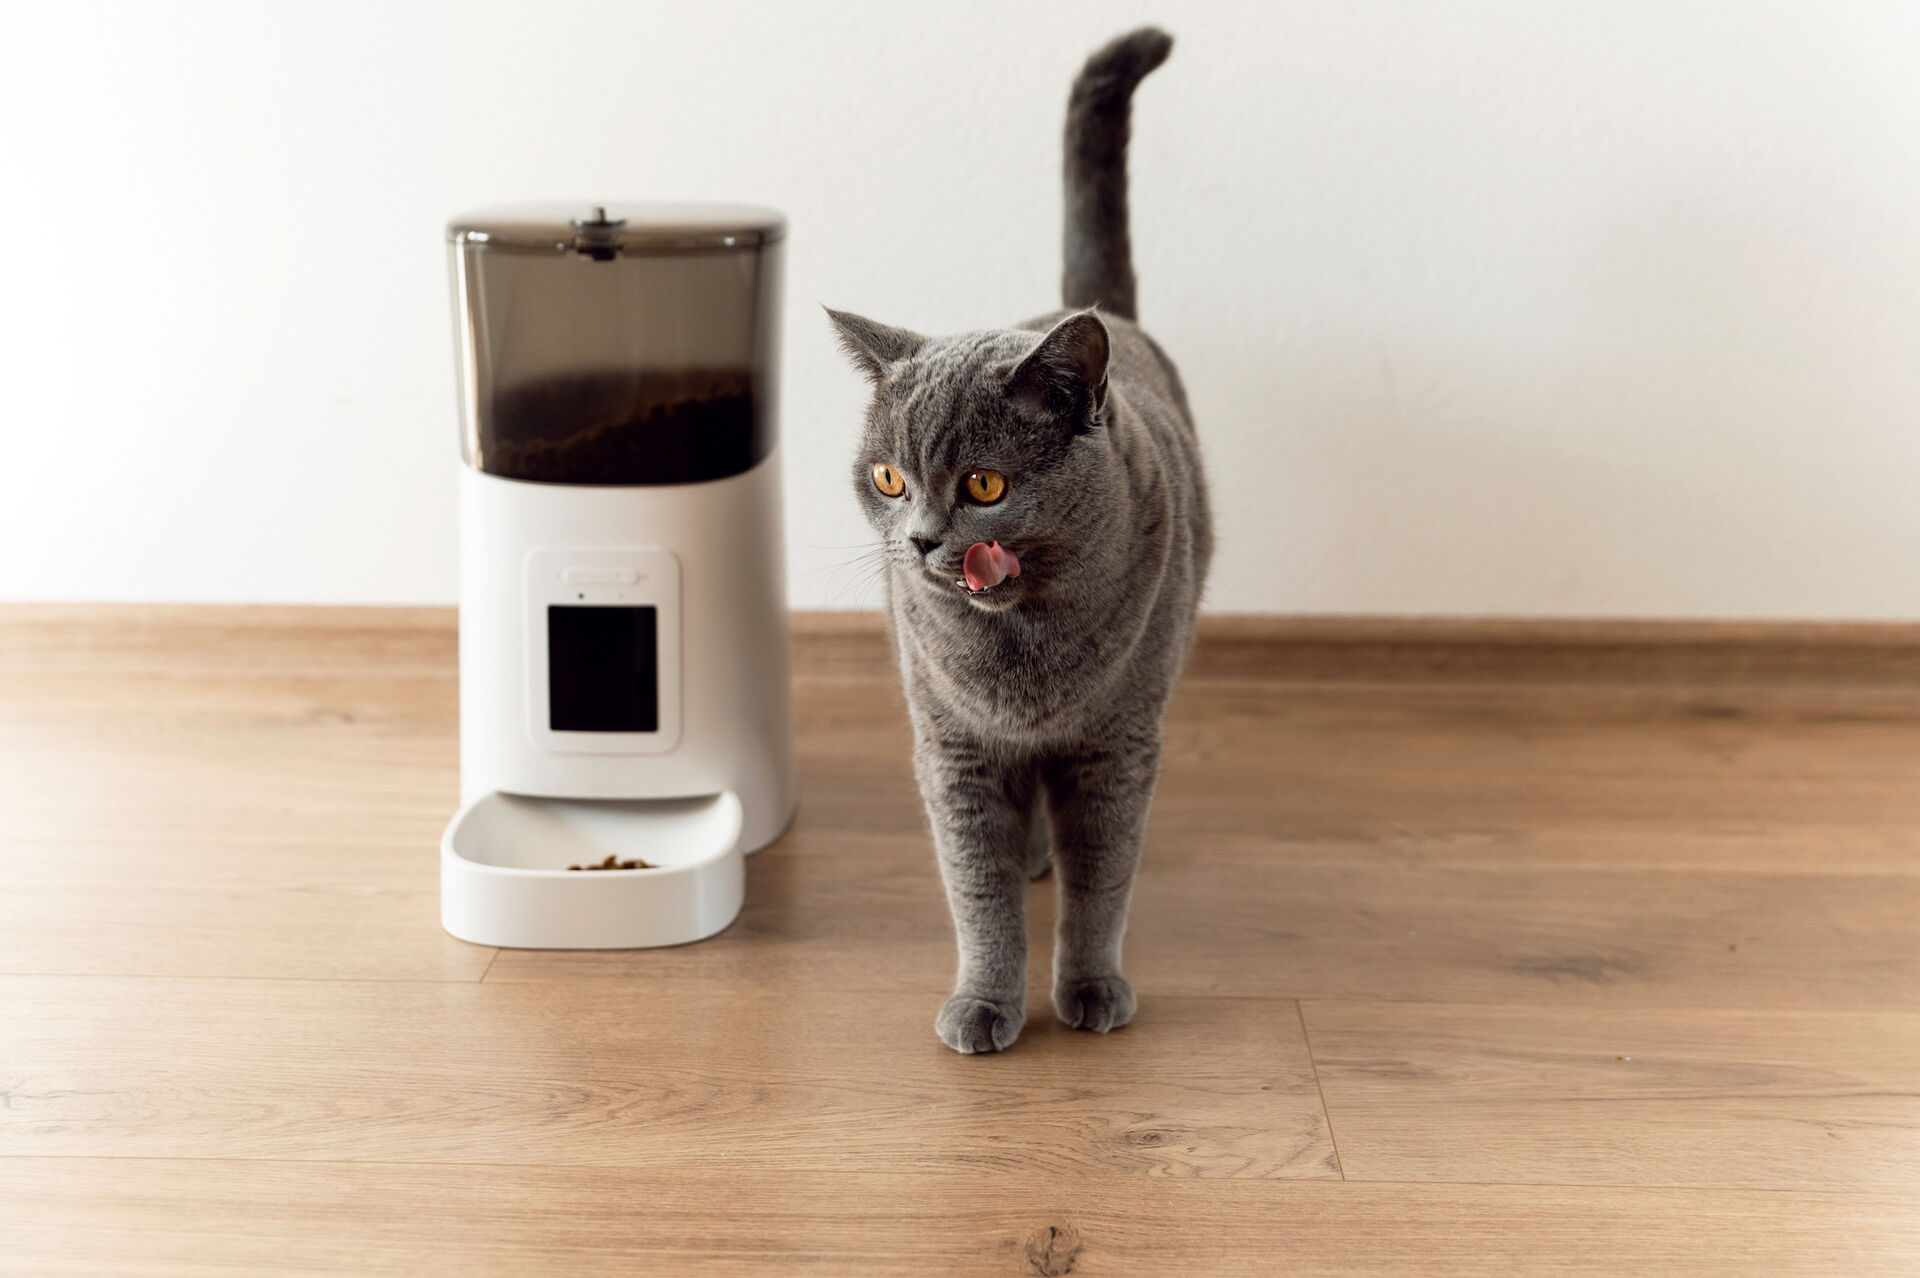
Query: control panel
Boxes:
[{"xmin": 523, "ymin": 545, "xmax": 683, "ymax": 755}]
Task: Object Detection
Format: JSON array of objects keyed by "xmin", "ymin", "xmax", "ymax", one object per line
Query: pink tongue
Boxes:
[{"xmin": 963, "ymin": 541, "xmax": 1021, "ymax": 592}]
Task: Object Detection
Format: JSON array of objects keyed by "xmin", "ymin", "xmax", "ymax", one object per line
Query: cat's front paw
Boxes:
[
  {"xmin": 1054, "ymin": 975, "xmax": 1136, "ymax": 1033},
  {"xmin": 936, "ymin": 993, "xmax": 1026, "ymax": 1054}
]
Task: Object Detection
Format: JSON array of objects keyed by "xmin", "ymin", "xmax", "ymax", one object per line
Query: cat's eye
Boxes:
[
  {"xmin": 963, "ymin": 469, "xmax": 1008, "ymax": 505},
  {"xmin": 872, "ymin": 463, "xmax": 906, "ymax": 497}
]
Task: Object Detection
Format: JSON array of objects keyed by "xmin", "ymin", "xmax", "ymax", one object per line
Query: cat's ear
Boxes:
[
  {"xmin": 825, "ymin": 307, "xmax": 926, "ymax": 384},
  {"xmin": 1006, "ymin": 310, "xmax": 1110, "ymax": 431}
]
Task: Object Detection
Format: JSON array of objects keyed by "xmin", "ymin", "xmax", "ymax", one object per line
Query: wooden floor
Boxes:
[{"xmin": 2, "ymin": 607, "xmax": 1918, "ymax": 1275}]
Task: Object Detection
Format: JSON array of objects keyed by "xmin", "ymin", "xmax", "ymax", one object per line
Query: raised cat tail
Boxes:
[{"xmin": 1061, "ymin": 26, "xmax": 1173, "ymax": 322}]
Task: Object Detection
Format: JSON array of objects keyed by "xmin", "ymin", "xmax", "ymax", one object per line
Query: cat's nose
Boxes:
[{"xmin": 910, "ymin": 535, "xmax": 942, "ymax": 558}]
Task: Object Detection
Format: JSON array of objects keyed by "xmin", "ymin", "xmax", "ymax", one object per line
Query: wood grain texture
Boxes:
[
  {"xmin": 3, "ymin": 1161, "xmax": 1914, "ymax": 1278},
  {"xmin": 0, "ymin": 976, "xmax": 1334, "ymax": 1177},
  {"xmin": 786, "ymin": 609, "xmax": 1920, "ymax": 687},
  {"xmin": 487, "ymin": 837, "xmax": 1920, "ymax": 1009},
  {"xmin": 494, "ymin": 677, "xmax": 1920, "ymax": 1006},
  {"xmin": 1304, "ymin": 1001, "xmax": 1920, "ymax": 1189},
  {"xmin": 0, "ymin": 840, "xmax": 484, "ymax": 981},
  {"xmin": 2, "ymin": 604, "xmax": 1918, "ymax": 1273}
]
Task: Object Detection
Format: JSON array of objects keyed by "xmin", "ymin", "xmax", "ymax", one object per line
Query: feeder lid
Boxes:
[{"xmin": 448, "ymin": 202, "xmax": 785, "ymax": 255}]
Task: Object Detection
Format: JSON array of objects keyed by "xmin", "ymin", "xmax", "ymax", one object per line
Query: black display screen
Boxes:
[{"xmin": 547, "ymin": 606, "xmax": 658, "ymax": 732}]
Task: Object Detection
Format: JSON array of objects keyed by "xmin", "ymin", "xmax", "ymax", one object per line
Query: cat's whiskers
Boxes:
[{"xmin": 817, "ymin": 542, "xmax": 896, "ymax": 609}]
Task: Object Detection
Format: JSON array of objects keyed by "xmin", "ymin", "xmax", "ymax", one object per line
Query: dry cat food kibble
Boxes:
[
  {"xmin": 478, "ymin": 368, "xmax": 765, "ymax": 485},
  {"xmin": 567, "ymin": 854, "xmax": 655, "ymax": 872}
]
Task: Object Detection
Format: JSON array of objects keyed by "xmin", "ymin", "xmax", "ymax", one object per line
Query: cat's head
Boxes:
[{"xmin": 827, "ymin": 308, "xmax": 1113, "ymax": 612}]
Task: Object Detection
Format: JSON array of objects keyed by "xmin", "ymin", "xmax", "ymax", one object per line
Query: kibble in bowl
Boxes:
[{"xmin": 567, "ymin": 854, "xmax": 656, "ymax": 872}]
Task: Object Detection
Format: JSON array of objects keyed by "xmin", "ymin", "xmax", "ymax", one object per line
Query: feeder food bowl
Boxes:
[{"xmin": 442, "ymin": 791, "xmax": 744, "ymax": 949}]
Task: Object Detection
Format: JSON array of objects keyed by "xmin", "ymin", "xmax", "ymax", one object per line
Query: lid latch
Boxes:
[{"xmin": 570, "ymin": 206, "xmax": 626, "ymax": 261}]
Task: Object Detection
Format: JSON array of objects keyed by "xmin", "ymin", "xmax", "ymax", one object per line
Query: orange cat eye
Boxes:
[
  {"xmin": 872, "ymin": 463, "xmax": 906, "ymax": 497},
  {"xmin": 963, "ymin": 469, "xmax": 1008, "ymax": 504}
]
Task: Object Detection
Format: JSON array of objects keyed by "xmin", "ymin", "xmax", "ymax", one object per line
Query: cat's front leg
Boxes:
[
  {"xmin": 916, "ymin": 734, "xmax": 1033, "ymax": 1054},
  {"xmin": 1044, "ymin": 735, "xmax": 1161, "ymax": 1033}
]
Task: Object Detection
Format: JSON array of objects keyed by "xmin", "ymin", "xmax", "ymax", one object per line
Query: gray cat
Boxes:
[{"xmin": 828, "ymin": 27, "xmax": 1211, "ymax": 1054}]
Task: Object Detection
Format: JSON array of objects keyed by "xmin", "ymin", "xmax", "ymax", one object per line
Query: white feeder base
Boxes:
[{"xmin": 441, "ymin": 791, "xmax": 744, "ymax": 949}]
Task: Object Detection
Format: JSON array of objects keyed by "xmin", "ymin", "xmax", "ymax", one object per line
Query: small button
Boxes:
[{"xmin": 563, "ymin": 567, "xmax": 639, "ymax": 586}]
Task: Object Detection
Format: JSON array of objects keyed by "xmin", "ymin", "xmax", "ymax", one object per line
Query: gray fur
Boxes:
[
  {"xmin": 1062, "ymin": 27, "xmax": 1173, "ymax": 320},
  {"xmin": 828, "ymin": 27, "xmax": 1210, "ymax": 1054}
]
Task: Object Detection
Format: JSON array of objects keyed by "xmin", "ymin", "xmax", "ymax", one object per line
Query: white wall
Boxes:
[{"xmin": 5, "ymin": 1, "xmax": 1918, "ymax": 617}]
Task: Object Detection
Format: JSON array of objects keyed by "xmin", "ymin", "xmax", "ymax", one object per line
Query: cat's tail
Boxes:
[{"xmin": 1061, "ymin": 26, "xmax": 1172, "ymax": 322}]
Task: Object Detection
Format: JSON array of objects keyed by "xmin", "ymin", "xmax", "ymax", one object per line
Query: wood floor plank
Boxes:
[
  {"xmin": 779, "ymin": 609, "xmax": 1920, "ymax": 689},
  {"xmin": 0, "ymin": 671, "xmax": 455, "ymax": 849},
  {"xmin": 0, "ymin": 841, "xmax": 488, "ymax": 981},
  {"xmin": 0, "ymin": 976, "xmax": 1335, "ymax": 1178},
  {"xmin": 5, "ymin": 603, "xmax": 1920, "ymax": 1271},
  {"xmin": 492, "ymin": 653, "xmax": 1920, "ymax": 1009},
  {"xmin": 1, "ymin": 1160, "xmax": 1913, "ymax": 1277},
  {"xmin": 1163, "ymin": 823, "xmax": 1920, "ymax": 876},
  {"xmin": 0, "ymin": 604, "xmax": 456, "ymax": 678},
  {"xmin": 1156, "ymin": 679, "xmax": 1920, "ymax": 834},
  {"xmin": 4, "ymin": 606, "xmax": 1916, "ymax": 1008},
  {"xmin": 1130, "ymin": 864, "xmax": 1920, "ymax": 1007},
  {"xmin": 489, "ymin": 833, "xmax": 1920, "ymax": 1011},
  {"xmin": 1303, "ymin": 1000, "xmax": 1920, "ymax": 1190}
]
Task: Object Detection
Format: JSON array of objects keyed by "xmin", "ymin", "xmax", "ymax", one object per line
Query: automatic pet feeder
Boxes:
[{"xmin": 439, "ymin": 203, "xmax": 797, "ymax": 949}]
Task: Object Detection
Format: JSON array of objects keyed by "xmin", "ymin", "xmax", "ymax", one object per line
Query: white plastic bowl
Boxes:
[{"xmin": 440, "ymin": 790, "xmax": 744, "ymax": 948}]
